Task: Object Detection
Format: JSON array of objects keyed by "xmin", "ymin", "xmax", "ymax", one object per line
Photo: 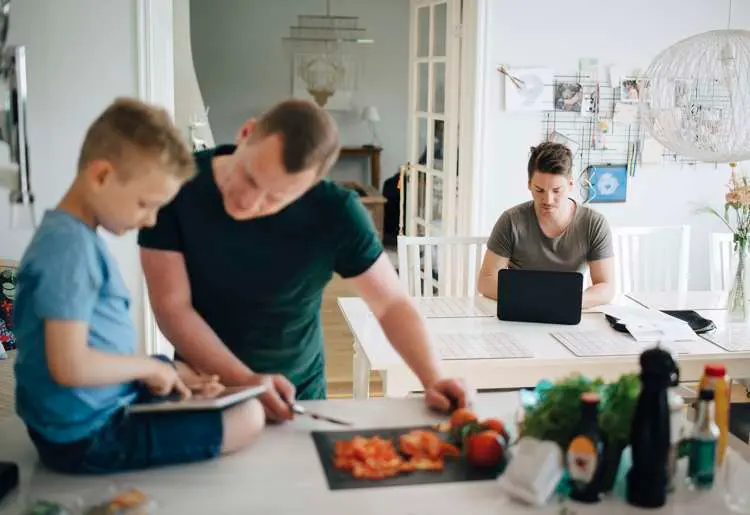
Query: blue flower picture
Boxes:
[{"xmin": 586, "ymin": 164, "xmax": 628, "ymax": 203}]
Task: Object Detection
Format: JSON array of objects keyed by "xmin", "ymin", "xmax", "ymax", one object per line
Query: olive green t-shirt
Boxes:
[
  {"xmin": 137, "ymin": 145, "xmax": 383, "ymax": 399},
  {"xmin": 488, "ymin": 200, "xmax": 613, "ymax": 272}
]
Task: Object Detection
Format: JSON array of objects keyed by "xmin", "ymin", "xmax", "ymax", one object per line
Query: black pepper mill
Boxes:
[{"xmin": 626, "ymin": 346, "xmax": 679, "ymax": 509}]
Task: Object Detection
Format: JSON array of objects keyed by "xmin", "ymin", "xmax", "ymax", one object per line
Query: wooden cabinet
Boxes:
[{"xmin": 336, "ymin": 181, "xmax": 387, "ymax": 240}]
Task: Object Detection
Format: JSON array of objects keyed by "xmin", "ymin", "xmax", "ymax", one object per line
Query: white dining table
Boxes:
[
  {"xmin": 627, "ymin": 291, "xmax": 730, "ymax": 311},
  {"xmin": 340, "ymin": 292, "xmax": 750, "ymax": 399},
  {"xmin": 0, "ymin": 391, "xmax": 743, "ymax": 515}
]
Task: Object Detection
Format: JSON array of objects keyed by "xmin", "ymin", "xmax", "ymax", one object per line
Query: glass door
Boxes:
[{"xmin": 403, "ymin": 0, "xmax": 460, "ymax": 238}]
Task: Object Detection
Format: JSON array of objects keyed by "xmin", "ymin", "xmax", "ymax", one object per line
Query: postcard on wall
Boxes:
[
  {"xmin": 502, "ymin": 67, "xmax": 553, "ymax": 112},
  {"xmin": 553, "ymin": 82, "xmax": 583, "ymax": 113}
]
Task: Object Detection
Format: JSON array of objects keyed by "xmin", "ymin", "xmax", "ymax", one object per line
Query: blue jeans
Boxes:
[{"xmin": 29, "ymin": 357, "xmax": 224, "ymax": 475}]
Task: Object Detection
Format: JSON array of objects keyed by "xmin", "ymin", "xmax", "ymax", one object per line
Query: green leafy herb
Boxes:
[
  {"xmin": 599, "ymin": 373, "xmax": 640, "ymax": 447},
  {"xmin": 520, "ymin": 373, "xmax": 640, "ymax": 451},
  {"xmin": 520, "ymin": 374, "xmax": 603, "ymax": 450}
]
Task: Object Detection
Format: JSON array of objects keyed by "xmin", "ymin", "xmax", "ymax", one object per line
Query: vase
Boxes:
[{"xmin": 727, "ymin": 245, "xmax": 750, "ymax": 322}]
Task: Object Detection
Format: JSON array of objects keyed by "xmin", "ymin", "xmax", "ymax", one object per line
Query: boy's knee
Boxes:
[{"xmin": 221, "ymin": 398, "xmax": 266, "ymax": 455}]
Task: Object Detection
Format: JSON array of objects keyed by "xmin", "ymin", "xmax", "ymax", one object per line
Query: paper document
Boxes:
[{"xmin": 598, "ymin": 305, "xmax": 698, "ymax": 342}]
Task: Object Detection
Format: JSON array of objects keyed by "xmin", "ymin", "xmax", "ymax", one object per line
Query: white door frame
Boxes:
[
  {"xmin": 456, "ymin": 0, "xmax": 487, "ymax": 237},
  {"xmin": 136, "ymin": 0, "xmax": 174, "ymax": 356}
]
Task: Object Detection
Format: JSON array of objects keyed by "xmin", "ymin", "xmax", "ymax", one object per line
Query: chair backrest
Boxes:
[
  {"xmin": 611, "ymin": 225, "xmax": 691, "ymax": 294},
  {"xmin": 710, "ymin": 232, "xmax": 734, "ymax": 292},
  {"xmin": 397, "ymin": 236, "xmax": 489, "ymax": 297}
]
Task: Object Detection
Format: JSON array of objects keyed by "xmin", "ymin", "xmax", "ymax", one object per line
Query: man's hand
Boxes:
[
  {"xmin": 424, "ymin": 378, "xmax": 475, "ymax": 413},
  {"xmin": 174, "ymin": 361, "xmax": 226, "ymax": 399},
  {"xmin": 247, "ymin": 373, "xmax": 296, "ymax": 422},
  {"xmin": 143, "ymin": 360, "xmax": 192, "ymax": 400}
]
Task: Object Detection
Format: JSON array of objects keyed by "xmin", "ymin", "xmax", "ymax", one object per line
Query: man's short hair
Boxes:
[
  {"xmin": 78, "ymin": 97, "xmax": 195, "ymax": 181},
  {"xmin": 527, "ymin": 141, "xmax": 573, "ymax": 180},
  {"xmin": 252, "ymin": 99, "xmax": 340, "ymax": 177}
]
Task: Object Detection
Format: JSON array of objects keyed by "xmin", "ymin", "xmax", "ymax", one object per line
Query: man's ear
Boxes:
[{"xmin": 235, "ymin": 118, "xmax": 257, "ymax": 145}]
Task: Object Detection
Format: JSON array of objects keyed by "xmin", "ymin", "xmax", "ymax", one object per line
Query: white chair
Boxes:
[
  {"xmin": 710, "ymin": 232, "xmax": 734, "ymax": 292},
  {"xmin": 611, "ymin": 225, "xmax": 691, "ymax": 294},
  {"xmin": 397, "ymin": 236, "xmax": 488, "ymax": 297}
]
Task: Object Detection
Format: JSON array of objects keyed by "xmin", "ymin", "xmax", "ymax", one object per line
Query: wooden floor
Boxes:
[{"xmin": 321, "ymin": 273, "xmax": 383, "ymax": 398}]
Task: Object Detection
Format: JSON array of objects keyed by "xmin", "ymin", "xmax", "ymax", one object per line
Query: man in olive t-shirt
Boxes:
[
  {"xmin": 139, "ymin": 99, "xmax": 472, "ymax": 423},
  {"xmin": 477, "ymin": 142, "xmax": 616, "ymax": 309}
]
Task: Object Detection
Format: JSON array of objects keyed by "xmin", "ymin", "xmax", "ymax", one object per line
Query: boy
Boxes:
[{"xmin": 13, "ymin": 97, "xmax": 265, "ymax": 475}]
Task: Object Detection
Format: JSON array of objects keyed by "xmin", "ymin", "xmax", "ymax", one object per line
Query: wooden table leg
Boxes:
[{"xmin": 352, "ymin": 339, "xmax": 371, "ymax": 400}]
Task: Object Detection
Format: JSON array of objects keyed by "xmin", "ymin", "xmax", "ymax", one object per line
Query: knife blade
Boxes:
[{"xmin": 291, "ymin": 403, "xmax": 353, "ymax": 426}]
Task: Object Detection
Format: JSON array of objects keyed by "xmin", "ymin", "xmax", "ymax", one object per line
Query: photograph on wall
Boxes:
[
  {"xmin": 553, "ymin": 82, "xmax": 583, "ymax": 113},
  {"xmin": 548, "ymin": 130, "xmax": 580, "ymax": 157},
  {"xmin": 291, "ymin": 53, "xmax": 356, "ymax": 111},
  {"xmin": 581, "ymin": 84, "xmax": 599, "ymax": 117},
  {"xmin": 620, "ymin": 77, "xmax": 642, "ymax": 103},
  {"xmin": 585, "ymin": 164, "xmax": 628, "ymax": 203},
  {"xmin": 502, "ymin": 67, "xmax": 553, "ymax": 112}
]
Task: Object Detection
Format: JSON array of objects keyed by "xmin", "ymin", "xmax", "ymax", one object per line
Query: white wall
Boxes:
[
  {"xmin": 476, "ymin": 0, "xmax": 750, "ymax": 289},
  {"xmin": 173, "ymin": 0, "xmax": 214, "ymax": 148},
  {"xmin": 0, "ymin": 0, "xmax": 146, "ymax": 346},
  {"xmin": 189, "ymin": 0, "xmax": 409, "ymax": 188}
]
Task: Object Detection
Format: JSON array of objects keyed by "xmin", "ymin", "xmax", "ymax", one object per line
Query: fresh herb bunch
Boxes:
[
  {"xmin": 520, "ymin": 374, "xmax": 603, "ymax": 450},
  {"xmin": 599, "ymin": 373, "xmax": 640, "ymax": 448},
  {"xmin": 520, "ymin": 373, "xmax": 640, "ymax": 451}
]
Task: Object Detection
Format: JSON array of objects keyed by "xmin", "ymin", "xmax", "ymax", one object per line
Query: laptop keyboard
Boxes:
[{"xmin": 435, "ymin": 332, "xmax": 533, "ymax": 360}]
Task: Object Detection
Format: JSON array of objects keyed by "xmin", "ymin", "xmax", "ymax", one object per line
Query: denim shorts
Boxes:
[{"xmin": 28, "ymin": 390, "xmax": 224, "ymax": 475}]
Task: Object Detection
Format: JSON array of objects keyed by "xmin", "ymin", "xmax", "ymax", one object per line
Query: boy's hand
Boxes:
[
  {"xmin": 174, "ymin": 361, "xmax": 225, "ymax": 399},
  {"xmin": 144, "ymin": 360, "xmax": 192, "ymax": 400}
]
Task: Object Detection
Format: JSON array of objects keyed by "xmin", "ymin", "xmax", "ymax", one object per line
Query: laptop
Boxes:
[{"xmin": 497, "ymin": 269, "xmax": 583, "ymax": 325}]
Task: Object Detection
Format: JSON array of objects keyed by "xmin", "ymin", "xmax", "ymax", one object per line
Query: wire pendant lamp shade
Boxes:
[
  {"xmin": 639, "ymin": 24, "xmax": 750, "ymax": 164},
  {"xmin": 282, "ymin": 0, "xmax": 373, "ymax": 107}
]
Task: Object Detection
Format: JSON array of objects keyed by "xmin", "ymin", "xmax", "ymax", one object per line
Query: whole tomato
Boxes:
[{"xmin": 466, "ymin": 430, "xmax": 505, "ymax": 468}]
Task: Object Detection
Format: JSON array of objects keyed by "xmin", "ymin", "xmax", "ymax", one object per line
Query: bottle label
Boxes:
[
  {"xmin": 567, "ymin": 435, "xmax": 598, "ymax": 484},
  {"xmin": 688, "ymin": 439, "xmax": 716, "ymax": 487}
]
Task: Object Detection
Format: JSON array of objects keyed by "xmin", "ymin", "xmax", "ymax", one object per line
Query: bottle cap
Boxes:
[
  {"xmin": 580, "ymin": 392, "xmax": 600, "ymax": 404},
  {"xmin": 705, "ymin": 364, "xmax": 726, "ymax": 377},
  {"xmin": 699, "ymin": 388, "xmax": 715, "ymax": 401}
]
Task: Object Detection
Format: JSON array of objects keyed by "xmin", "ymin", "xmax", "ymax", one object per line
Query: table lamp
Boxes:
[{"xmin": 361, "ymin": 105, "xmax": 381, "ymax": 148}]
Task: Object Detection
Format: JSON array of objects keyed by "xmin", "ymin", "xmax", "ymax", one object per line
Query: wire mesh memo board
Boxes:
[
  {"xmin": 539, "ymin": 73, "xmax": 646, "ymax": 202},
  {"xmin": 498, "ymin": 69, "xmax": 697, "ymax": 202}
]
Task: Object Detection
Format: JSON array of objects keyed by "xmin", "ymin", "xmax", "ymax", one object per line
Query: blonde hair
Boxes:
[{"xmin": 77, "ymin": 97, "xmax": 195, "ymax": 181}]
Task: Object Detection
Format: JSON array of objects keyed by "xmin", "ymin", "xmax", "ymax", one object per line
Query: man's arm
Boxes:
[
  {"xmin": 140, "ymin": 248, "xmax": 255, "ymax": 385},
  {"xmin": 583, "ymin": 257, "xmax": 616, "ymax": 309},
  {"xmin": 344, "ymin": 254, "xmax": 442, "ymax": 390},
  {"xmin": 45, "ymin": 320, "xmax": 166, "ymax": 387},
  {"xmin": 477, "ymin": 250, "xmax": 510, "ymax": 300}
]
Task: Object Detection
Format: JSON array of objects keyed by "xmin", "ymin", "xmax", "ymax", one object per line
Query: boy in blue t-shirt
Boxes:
[{"xmin": 13, "ymin": 97, "xmax": 265, "ymax": 474}]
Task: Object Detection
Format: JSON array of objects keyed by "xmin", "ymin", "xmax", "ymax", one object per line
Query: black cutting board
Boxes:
[{"xmin": 311, "ymin": 425, "xmax": 506, "ymax": 490}]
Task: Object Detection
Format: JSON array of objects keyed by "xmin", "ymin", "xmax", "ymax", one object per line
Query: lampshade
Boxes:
[
  {"xmin": 361, "ymin": 105, "xmax": 380, "ymax": 122},
  {"xmin": 639, "ymin": 29, "xmax": 750, "ymax": 163}
]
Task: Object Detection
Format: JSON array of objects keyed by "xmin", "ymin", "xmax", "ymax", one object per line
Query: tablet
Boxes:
[{"xmin": 127, "ymin": 385, "xmax": 267, "ymax": 414}]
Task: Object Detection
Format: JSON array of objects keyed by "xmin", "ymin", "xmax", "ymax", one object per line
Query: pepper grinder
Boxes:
[{"xmin": 626, "ymin": 346, "xmax": 679, "ymax": 509}]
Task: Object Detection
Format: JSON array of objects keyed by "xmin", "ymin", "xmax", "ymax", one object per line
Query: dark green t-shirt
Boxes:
[{"xmin": 137, "ymin": 145, "xmax": 383, "ymax": 398}]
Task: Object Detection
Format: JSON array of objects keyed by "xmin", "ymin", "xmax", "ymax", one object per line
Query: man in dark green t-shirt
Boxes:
[{"xmin": 138, "ymin": 99, "xmax": 470, "ymax": 422}]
